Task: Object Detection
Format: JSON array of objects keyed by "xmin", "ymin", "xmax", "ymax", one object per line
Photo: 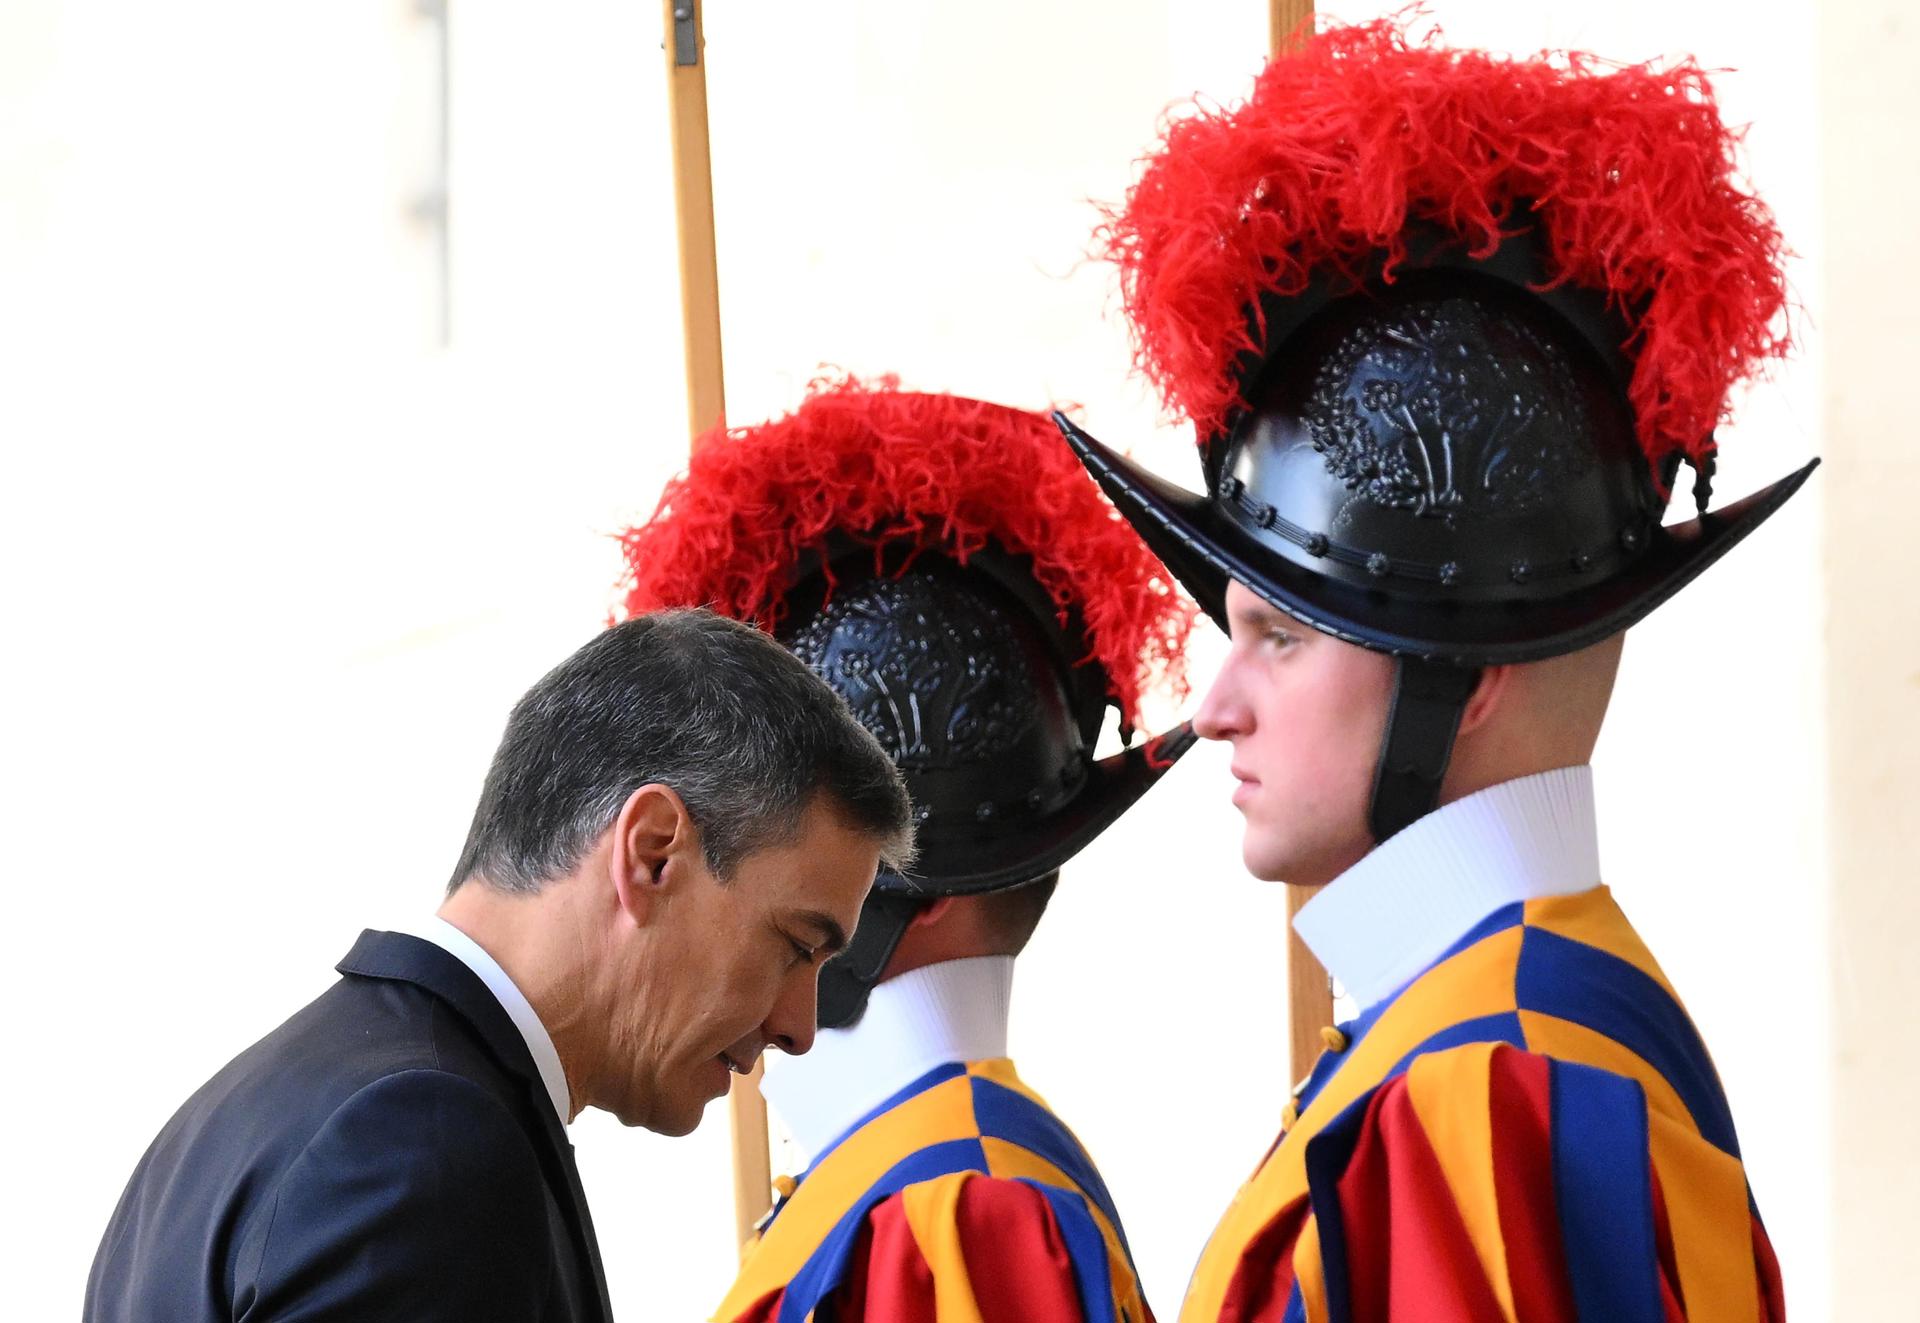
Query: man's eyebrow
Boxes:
[{"xmin": 791, "ymin": 910, "xmax": 849, "ymax": 955}]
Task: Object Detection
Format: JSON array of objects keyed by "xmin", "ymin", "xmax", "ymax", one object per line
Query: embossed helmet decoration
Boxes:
[
  {"xmin": 1059, "ymin": 19, "xmax": 1817, "ymax": 842},
  {"xmin": 620, "ymin": 376, "xmax": 1196, "ymax": 1026}
]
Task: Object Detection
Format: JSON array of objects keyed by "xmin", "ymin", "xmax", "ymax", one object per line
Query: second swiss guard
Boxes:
[
  {"xmin": 1059, "ymin": 20, "xmax": 1815, "ymax": 1323},
  {"xmin": 620, "ymin": 376, "xmax": 1196, "ymax": 1323}
]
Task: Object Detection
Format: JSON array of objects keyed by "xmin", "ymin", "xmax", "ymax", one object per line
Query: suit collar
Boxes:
[
  {"xmin": 337, "ymin": 929, "xmax": 546, "ymax": 1091},
  {"xmin": 392, "ymin": 917, "xmax": 572, "ymax": 1126}
]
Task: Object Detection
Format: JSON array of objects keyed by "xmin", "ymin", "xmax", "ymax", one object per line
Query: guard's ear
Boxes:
[
  {"xmin": 1456, "ymin": 664, "xmax": 1515, "ymax": 737},
  {"xmin": 608, "ymin": 783, "xmax": 701, "ymax": 926},
  {"xmin": 905, "ymin": 896, "xmax": 957, "ymax": 930}
]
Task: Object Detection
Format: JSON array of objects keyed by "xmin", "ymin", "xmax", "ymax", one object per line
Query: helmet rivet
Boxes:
[
  {"xmin": 1304, "ymin": 533, "xmax": 1330, "ymax": 557},
  {"xmin": 1438, "ymin": 561, "xmax": 1459, "ymax": 586},
  {"xmin": 1025, "ymin": 789, "xmax": 1046, "ymax": 811},
  {"xmin": 1571, "ymin": 549, "xmax": 1593, "ymax": 571},
  {"xmin": 1218, "ymin": 475, "xmax": 1243, "ymax": 500},
  {"xmin": 974, "ymin": 802, "xmax": 997, "ymax": 823},
  {"xmin": 1509, "ymin": 560, "xmax": 1531, "ymax": 585},
  {"xmin": 1255, "ymin": 503, "xmax": 1278, "ymax": 529},
  {"xmin": 912, "ymin": 804, "xmax": 932, "ymax": 824},
  {"xmin": 1366, "ymin": 551, "xmax": 1391, "ymax": 578},
  {"xmin": 1620, "ymin": 524, "xmax": 1644, "ymax": 552}
]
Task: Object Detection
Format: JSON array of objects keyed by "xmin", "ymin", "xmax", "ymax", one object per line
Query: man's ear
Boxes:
[
  {"xmin": 608, "ymin": 783, "xmax": 700, "ymax": 927},
  {"xmin": 1457, "ymin": 663, "xmax": 1515, "ymax": 736}
]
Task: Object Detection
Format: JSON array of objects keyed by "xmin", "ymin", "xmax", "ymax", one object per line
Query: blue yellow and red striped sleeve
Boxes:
[
  {"xmin": 822, "ymin": 1171, "xmax": 1152, "ymax": 1323},
  {"xmin": 1291, "ymin": 1042, "xmax": 1784, "ymax": 1323}
]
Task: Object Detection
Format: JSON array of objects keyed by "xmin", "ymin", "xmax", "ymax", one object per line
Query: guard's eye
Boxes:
[{"xmin": 787, "ymin": 937, "xmax": 817, "ymax": 967}]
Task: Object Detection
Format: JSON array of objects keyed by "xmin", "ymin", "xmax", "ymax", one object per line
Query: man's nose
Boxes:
[{"xmin": 766, "ymin": 970, "xmax": 819, "ymax": 1058}]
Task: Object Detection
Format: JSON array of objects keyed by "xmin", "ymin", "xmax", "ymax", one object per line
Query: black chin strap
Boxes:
[
  {"xmin": 1367, "ymin": 656, "xmax": 1482, "ymax": 844},
  {"xmin": 815, "ymin": 890, "xmax": 926, "ymax": 1031}
]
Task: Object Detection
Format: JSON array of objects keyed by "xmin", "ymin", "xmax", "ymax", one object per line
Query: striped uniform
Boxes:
[
  {"xmin": 717, "ymin": 1059, "xmax": 1150, "ymax": 1323},
  {"xmin": 1183, "ymin": 887, "xmax": 1782, "ymax": 1323}
]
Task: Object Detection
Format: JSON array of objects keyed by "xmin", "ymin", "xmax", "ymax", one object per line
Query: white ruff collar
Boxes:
[
  {"xmin": 1293, "ymin": 766, "xmax": 1601, "ymax": 1009},
  {"xmin": 761, "ymin": 955, "xmax": 1013, "ymax": 1168}
]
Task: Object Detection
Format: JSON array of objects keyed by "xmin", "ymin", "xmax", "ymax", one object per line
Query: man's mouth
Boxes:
[
  {"xmin": 1231, "ymin": 768, "xmax": 1260, "ymax": 807},
  {"xmin": 719, "ymin": 1048, "xmax": 758, "ymax": 1076}
]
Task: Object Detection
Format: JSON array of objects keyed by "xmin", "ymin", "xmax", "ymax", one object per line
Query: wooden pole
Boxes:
[
  {"xmin": 1269, "ymin": 0, "xmax": 1315, "ymax": 58},
  {"xmin": 661, "ymin": 0, "xmax": 769, "ymax": 1259},
  {"xmin": 724, "ymin": 1061, "xmax": 770, "ymax": 1259},
  {"xmin": 665, "ymin": 0, "xmax": 728, "ymax": 446},
  {"xmin": 1284, "ymin": 886, "xmax": 1332, "ymax": 1086},
  {"xmin": 1268, "ymin": 0, "xmax": 1335, "ymax": 1089}
]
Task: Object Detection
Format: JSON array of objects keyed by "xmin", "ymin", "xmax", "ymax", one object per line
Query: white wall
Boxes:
[
  {"xmin": 1821, "ymin": 1, "xmax": 1920, "ymax": 1316},
  {"xmin": 2, "ymin": 3, "xmax": 1850, "ymax": 1319}
]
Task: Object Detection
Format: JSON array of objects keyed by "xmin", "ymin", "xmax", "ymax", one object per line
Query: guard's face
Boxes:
[
  {"xmin": 1194, "ymin": 580, "xmax": 1396, "ymax": 886},
  {"xmin": 614, "ymin": 798, "xmax": 876, "ymax": 1136}
]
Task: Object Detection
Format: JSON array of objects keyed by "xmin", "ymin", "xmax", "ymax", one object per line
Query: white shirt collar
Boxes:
[
  {"xmin": 1293, "ymin": 765, "xmax": 1601, "ymax": 1010},
  {"xmin": 760, "ymin": 955, "xmax": 1014, "ymax": 1168},
  {"xmin": 399, "ymin": 916, "xmax": 573, "ymax": 1127}
]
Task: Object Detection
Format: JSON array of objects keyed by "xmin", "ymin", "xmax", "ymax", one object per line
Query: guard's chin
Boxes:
[{"xmin": 1239, "ymin": 830, "xmax": 1295, "ymax": 884}]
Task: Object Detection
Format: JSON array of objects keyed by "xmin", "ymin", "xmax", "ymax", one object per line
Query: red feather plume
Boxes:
[
  {"xmin": 618, "ymin": 376, "xmax": 1194, "ymax": 725},
  {"xmin": 1103, "ymin": 17, "xmax": 1792, "ymax": 477}
]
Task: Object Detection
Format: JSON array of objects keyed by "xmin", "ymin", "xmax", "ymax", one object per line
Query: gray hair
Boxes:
[{"xmin": 449, "ymin": 609, "xmax": 914, "ymax": 894}]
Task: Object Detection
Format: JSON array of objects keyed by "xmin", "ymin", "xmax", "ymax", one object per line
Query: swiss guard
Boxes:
[
  {"xmin": 1058, "ymin": 20, "xmax": 1815, "ymax": 1323},
  {"xmin": 620, "ymin": 376, "xmax": 1196, "ymax": 1323}
]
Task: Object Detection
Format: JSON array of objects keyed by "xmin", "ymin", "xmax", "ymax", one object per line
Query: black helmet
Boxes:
[
  {"xmin": 621, "ymin": 376, "xmax": 1195, "ymax": 1026},
  {"xmin": 1062, "ymin": 24, "xmax": 1814, "ymax": 841}
]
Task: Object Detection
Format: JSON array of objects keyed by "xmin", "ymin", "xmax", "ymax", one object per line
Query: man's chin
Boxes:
[
  {"xmin": 597, "ymin": 1083, "xmax": 708, "ymax": 1135},
  {"xmin": 626, "ymin": 1098, "xmax": 704, "ymax": 1137},
  {"xmin": 664, "ymin": 1075, "xmax": 741, "ymax": 1136},
  {"xmin": 653, "ymin": 1110, "xmax": 702, "ymax": 1137}
]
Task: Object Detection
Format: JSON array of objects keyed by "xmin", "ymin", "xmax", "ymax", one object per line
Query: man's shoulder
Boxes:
[
  {"xmin": 211, "ymin": 969, "xmax": 477, "ymax": 1121},
  {"xmin": 142, "ymin": 972, "xmax": 516, "ymax": 1189},
  {"xmin": 88, "ymin": 969, "xmax": 543, "ymax": 1321}
]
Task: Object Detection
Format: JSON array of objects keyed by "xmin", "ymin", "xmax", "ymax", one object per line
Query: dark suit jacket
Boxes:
[{"xmin": 85, "ymin": 931, "xmax": 613, "ymax": 1322}]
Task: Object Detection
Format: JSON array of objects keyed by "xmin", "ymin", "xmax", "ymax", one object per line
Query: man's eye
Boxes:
[
  {"xmin": 788, "ymin": 937, "xmax": 816, "ymax": 966},
  {"xmin": 1264, "ymin": 627, "xmax": 1296, "ymax": 648}
]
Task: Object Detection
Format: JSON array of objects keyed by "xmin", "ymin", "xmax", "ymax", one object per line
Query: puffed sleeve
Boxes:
[
  {"xmin": 1290, "ymin": 1042, "xmax": 1784, "ymax": 1323},
  {"xmin": 827, "ymin": 1171, "xmax": 1153, "ymax": 1323}
]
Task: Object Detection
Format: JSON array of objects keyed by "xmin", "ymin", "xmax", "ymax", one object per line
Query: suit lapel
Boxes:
[{"xmin": 537, "ymin": 1101, "xmax": 615, "ymax": 1321}]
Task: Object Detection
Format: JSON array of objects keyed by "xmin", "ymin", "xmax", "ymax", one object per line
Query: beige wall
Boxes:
[{"xmin": 1823, "ymin": 2, "xmax": 1920, "ymax": 1316}]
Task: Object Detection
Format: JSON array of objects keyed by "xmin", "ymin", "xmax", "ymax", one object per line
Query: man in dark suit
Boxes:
[{"xmin": 85, "ymin": 609, "xmax": 914, "ymax": 1322}]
